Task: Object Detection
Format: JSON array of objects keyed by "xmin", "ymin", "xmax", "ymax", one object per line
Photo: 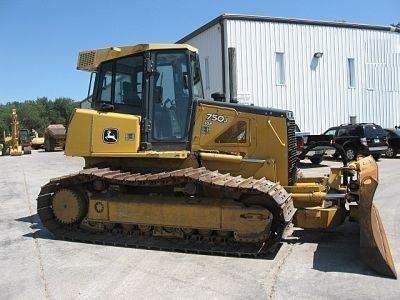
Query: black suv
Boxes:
[
  {"xmin": 323, "ymin": 123, "xmax": 388, "ymax": 161},
  {"xmin": 384, "ymin": 128, "xmax": 400, "ymax": 158}
]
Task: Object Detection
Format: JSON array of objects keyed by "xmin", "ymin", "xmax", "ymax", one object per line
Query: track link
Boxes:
[{"xmin": 37, "ymin": 167, "xmax": 296, "ymax": 257}]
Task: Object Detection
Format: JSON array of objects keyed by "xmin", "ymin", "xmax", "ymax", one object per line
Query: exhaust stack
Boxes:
[{"xmin": 228, "ymin": 47, "xmax": 238, "ymax": 104}]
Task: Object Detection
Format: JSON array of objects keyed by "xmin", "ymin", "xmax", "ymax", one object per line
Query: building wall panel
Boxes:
[
  {"xmin": 184, "ymin": 17, "xmax": 400, "ymax": 133},
  {"xmin": 182, "ymin": 24, "xmax": 224, "ymax": 97}
]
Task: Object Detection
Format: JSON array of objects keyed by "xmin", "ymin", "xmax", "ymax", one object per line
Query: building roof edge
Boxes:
[{"xmin": 177, "ymin": 13, "xmax": 400, "ymax": 43}]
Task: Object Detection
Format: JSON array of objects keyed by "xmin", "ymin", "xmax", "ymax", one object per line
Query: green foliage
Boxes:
[{"xmin": 0, "ymin": 97, "xmax": 79, "ymax": 136}]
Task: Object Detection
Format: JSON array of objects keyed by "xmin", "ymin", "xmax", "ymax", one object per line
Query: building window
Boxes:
[
  {"xmin": 204, "ymin": 57, "xmax": 210, "ymax": 90},
  {"xmin": 275, "ymin": 52, "xmax": 285, "ymax": 85},
  {"xmin": 348, "ymin": 58, "xmax": 356, "ymax": 88}
]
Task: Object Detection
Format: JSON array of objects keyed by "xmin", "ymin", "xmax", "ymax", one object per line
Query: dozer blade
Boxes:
[{"xmin": 357, "ymin": 156, "xmax": 397, "ymax": 278}]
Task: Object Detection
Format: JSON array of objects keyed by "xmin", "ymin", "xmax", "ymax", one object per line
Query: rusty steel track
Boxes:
[{"xmin": 37, "ymin": 167, "xmax": 296, "ymax": 257}]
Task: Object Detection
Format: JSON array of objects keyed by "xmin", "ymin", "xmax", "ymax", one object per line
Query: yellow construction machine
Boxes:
[
  {"xmin": 44, "ymin": 124, "xmax": 66, "ymax": 151},
  {"xmin": 10, "ymin": 109, "xmax": 23, "ymax": 156},
  {"xmin": 37, "ymin": 44, "xmax": 396, "ymax": 278},
  {"xmin": 31, "ymin": 129, "xmax": 45, "ymax": 150},
  {"xmin": 1, "ymin": 109, "xmax": 32, "ymax": 156}
]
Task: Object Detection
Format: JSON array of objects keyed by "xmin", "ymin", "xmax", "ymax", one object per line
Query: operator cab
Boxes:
[{"xmin": 84, "ymin": 44, "xmax": 204, "ymax": 151}]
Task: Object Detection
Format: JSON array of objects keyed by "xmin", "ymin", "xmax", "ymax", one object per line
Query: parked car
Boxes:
[
  {"xmin": 295, "ymin": 125, "xmax": 334, "ymax": 164},
  {"xmin": 323, "ymin": 123, "xmax": 388, "ymax": 161},
  {"xmin": 384, "ymin": 128, "xmax": 400, "ymax": 158}
]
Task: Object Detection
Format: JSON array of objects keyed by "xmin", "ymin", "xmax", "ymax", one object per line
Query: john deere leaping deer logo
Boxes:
[{"xmin": 103, "ymin": 128, "xmax": 119, "ymax": 143}]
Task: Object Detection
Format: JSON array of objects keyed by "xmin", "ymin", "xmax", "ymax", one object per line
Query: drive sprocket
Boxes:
[{"xmin": 52, "ymin": 188, "xmax": 86, "ymax": 224}]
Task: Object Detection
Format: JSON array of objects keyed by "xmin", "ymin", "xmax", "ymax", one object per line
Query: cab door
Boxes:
[{"xmin": 146, "ymin": 50, "xmax": 194, "ymax": 151}]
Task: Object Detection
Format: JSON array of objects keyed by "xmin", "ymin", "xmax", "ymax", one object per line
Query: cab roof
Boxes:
[{"xmin": 77, "ymin": 43, "xmax": 198, "ymax": 72}]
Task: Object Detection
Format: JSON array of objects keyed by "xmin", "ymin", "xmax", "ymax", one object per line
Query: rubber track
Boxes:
[{"xmin": 37, "ymin": 167, "xmax": 296, "ymax": 257}]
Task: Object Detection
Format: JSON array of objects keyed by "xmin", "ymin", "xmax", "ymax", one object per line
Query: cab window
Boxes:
[
  {"xmin": 97, "ymin": 55, "xmax": 143, "ymax": 105},
  {"xmin": 98, "ymin": 61, "xmax": 113, "ymax": 102},
  {"xmin": 114, "ymin": 56, "xmax": 143, "ymax": 105},
  {"xmin": 215, "ymin": 121, "xmax": 247, "ymax": 144}
]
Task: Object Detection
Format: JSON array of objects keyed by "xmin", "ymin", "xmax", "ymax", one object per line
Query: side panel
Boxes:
[
  {"xmin": 92, "ymin": 113, "xmax": 140, "ymax": 153},
  {"xmin": 87, "ymin": 194, "xmax": 271, "ymax": 235},
  {"xmin": 191, "ymin": 103, "xmax": 290, "ymax": 185},
  {"xmin": 65, "ymin": 109, "xmax": 140, "ymax": 157},
  {"xmin": 65, "ymin": 109, "xmax": 92, "ymax": 156}
]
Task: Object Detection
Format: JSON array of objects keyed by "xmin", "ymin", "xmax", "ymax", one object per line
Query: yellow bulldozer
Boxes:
[{"xmin": 37, "ymin": 44, "xmax": 396, "ymax": 278}]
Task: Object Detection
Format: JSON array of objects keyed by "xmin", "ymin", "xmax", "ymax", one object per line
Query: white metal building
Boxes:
[{"xmin": 178, "ymin": 14, "xmax": 400, "ymax": 133}]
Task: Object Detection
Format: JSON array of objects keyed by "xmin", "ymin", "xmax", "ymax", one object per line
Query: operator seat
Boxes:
[{"xmin": 122, "ymin": 82, "xmax": 140, "ymax": 105}]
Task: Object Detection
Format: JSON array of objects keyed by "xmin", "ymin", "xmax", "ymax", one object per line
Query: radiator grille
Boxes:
[
  {"xmin": 77, "ymin": 51, "xmax": 96, "ymax": 70},
  {"xmin": 287, "ymin": 119, "xmax": 297, "ymax": 185}
]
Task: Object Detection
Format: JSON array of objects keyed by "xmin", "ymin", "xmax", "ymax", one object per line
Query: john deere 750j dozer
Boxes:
[{"xmin": 37, "ymin": 44, "xmax": 396, "ymax": 278}]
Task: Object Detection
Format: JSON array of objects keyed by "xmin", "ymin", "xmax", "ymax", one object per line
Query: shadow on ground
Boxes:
[
  {"xmin": 16, "ymin": 214, "xmax": 282, "ymax": 261},
  {"xmin": 15, "ymin": 214, "xmax": 53, "ymax": 240},
  {"xmin": 16, "ymin": 213, "xmax": 390, "ymax": 278},
  {"xmin": 285, "ymin": 222, "xmax": 383, "ymax": 278}
]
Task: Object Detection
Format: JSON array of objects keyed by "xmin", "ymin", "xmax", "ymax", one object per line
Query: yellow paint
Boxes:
[
  {"xmin": 199, "ymin": 152, "xmax": 243, "ymax": 163},
  {"xmin": 78, "ymin": 43, "xmax": 198, "ymax": 72},
  {"xmin": 65, "ymin": 109, "xmax": 140, "ymax": 156},
  {"xmin": 267, "ymin": 120, "xmax": 286, "ymax": 147},
  {"xmin": 89, "ymin": 151, "xmax": 189, "ymax": 159},
  {"xmin": 8, "ymin": 109, "xmax": 23, "ymax": 156},
  {"xmin": 295, "ymin": 206, "xmax": 347, "ymax": 229},
  {"xmin": 286, "ymin": 183, "xmax": 325, "ymax": 194},
  {"xmin": 191, "ymin": 103, "xmax": 288, "ymax": 185},
  {"xmin": 327, "ymin": 168, "xmax": 343, "ymax": 189},
  {"xmin": 88, "ymin": 199, "xmax": 109, "ymax": 220},
  {"xmin": 87, "ymin": 193, "xmax": 271, "ymax": 239}
]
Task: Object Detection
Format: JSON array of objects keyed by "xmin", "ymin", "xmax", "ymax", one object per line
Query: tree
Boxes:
[{"xmin": 0, "ymin": 97, "xmax": 79, "ymax": 136}]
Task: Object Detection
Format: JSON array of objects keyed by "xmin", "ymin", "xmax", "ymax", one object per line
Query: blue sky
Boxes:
[{"xmin": 0, "ymin": 0, "xmax": 399, "ymax": 104}]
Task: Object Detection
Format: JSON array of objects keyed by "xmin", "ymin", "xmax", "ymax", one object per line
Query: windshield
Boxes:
[
  {"xmin": 152, "ymin": 51, "xmax": 191, "ymax": 141},
  {"xmin": 364, "ymin": 125, "xmax": 386, "ymax": 138}
]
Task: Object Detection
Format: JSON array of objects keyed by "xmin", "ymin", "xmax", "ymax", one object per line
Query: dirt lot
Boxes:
[{"xmin": 0, "ymin": 151, "xmax": 399, "ymax": 299}]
